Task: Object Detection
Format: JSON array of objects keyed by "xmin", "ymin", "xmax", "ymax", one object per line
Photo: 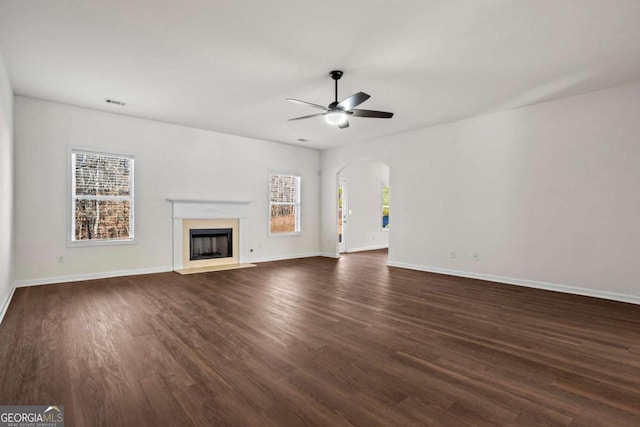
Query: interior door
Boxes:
[{"xmin": 338, "ymin": 179, "xmax": 348, "ymax": 253}]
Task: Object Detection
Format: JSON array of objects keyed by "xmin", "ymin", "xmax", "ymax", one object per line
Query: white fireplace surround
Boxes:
[{"xmin": 168, "ymin": 199, "xmax": 251, "ymax": 270}]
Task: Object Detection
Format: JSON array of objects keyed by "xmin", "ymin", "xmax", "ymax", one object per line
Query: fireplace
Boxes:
[
  {"xmin": 177, "ymin": 217, "xmax": 241, "ymax": 270},
  {"xmin": 168, "ymin": 199, "xmax": 252, "ymax": 273},
  {"xmin": 189, "ymin": 228, "xmax": 232, "ymax": 260}
]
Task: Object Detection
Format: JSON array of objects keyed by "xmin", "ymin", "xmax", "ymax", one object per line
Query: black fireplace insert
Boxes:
[{"xmin": 189, "ymin": 228, "xmax": 233, "ymax": 260}]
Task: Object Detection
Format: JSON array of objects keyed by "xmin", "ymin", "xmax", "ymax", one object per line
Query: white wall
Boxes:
[
  {"xmin": 321, "ymin": 82, "xmax": 640, "ymax": 303},
  {"xmin": 338, "ymin": 161, "xmax": 389, "ymax": 252},
  {"xmin": 0, "ymin": 52, "xmax": 13, "ymax": 317},
  {"xmin": 14, "ymin": 97, "xmax": 320, "ymax": 284}
]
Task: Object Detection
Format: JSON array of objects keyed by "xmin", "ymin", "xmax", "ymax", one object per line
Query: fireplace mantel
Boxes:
[
  {"xmin": 167, "ymin": 199, "xmax": 251, "ymax": 219},
  {"xmin": 167, "ymin": 199, "xmax": 252, "ymax": 271},
  {"xmin": 167, "ymin": 199, "xmax": 251, "ymax": 203}
]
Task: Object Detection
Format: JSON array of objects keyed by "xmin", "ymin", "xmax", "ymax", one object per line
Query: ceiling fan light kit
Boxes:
[
  {"xmin": 325, "ymin": 111, "xmax": 347, "ymax": 126},
  {"xmin": 287, "ymin": 70, "xmax": 394, "ymax": 129}
]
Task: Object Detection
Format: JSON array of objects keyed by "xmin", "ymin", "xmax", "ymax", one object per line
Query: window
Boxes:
[
  {"xmin": 269, "ymin": 173, "xmax": 301, "ymax": 235},
  {"xmin": 382, "ymin": 183, "xmax": 389, "ymax": 230},
  {"xmin": 71, "ymin": 149, "xmax": 135, "ymax": 244}
]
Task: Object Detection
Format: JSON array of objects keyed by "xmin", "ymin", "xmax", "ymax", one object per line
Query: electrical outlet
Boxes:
[
  {"xmin": 450, "ymin": 250, "xmax": 456, "ymax": 259},
  {"xmin": 57, "ymin": 255, "xmax": 64, "ymax": 264},
  {"xmin": 473, "ymin": 253, "xmax": 480, "ymax": 261}
]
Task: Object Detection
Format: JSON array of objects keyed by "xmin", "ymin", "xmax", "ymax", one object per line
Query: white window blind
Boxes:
[
  {"xmin": 71, "ymin": 150, "xmax": 135, "ymax": 243},
  {"xmin": 269, "ymin": 173, "xmax": 301, "ymax": 234}
]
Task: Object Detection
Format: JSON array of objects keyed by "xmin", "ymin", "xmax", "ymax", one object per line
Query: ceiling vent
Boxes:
[{"xmin": 105, "ymin": 99, "xmax": 126, "ymax": 106}]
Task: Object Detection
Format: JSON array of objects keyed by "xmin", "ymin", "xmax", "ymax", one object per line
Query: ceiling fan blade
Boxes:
[
  {"xmin": 286, "ymin": 98, "xmax": 328, "ymax": 111},
  {"xmin": 349, "ymin": 109, "xmax": 394, "ymax": 119},
  {"xmin": 337, "ymin": 92, "xmax": 370, "ymax": 111},
  {"xmin": 287, "ymin": 113, "xmax": 326, "ymax": 121},
  {"xmin": 338, "ymin": 120, "xmax": 350, "ymax": 129}
]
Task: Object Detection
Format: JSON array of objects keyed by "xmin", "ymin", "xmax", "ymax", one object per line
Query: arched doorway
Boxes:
[{"xmin": 336, "ymin": 160, "xmax": 390, "ymax": 256}]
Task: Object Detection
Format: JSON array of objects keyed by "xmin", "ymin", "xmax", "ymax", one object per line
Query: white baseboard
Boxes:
[
  {"xmin": 14, "ymin": 266, "xmax": 174, "ymax": 288},
  {"xmin": 387, "ymin": 261, "xmax": 640, "ymax": 306},
  {"xmin": 0, "ymin": 285, "xmax": 16, "ymax": 325},
  {"xmin": 249, "ymin": 252, "xmax": 322, "ymax": 264},
  {"xmin": 346, "ymin": 244, "xmax": 389, "ymax": 253},
  {"xmin": 318, "ymin": 252, "xmax": 339, "ymax": 258}
]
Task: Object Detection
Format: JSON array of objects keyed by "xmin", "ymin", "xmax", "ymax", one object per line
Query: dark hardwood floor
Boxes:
[{"xmin": 1, "ymin": 250, "xmax": 639, "ymax": 426}]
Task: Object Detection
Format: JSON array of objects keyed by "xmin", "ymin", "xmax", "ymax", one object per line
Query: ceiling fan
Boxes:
[{"xmin": 287, "ymin": 70, "xmax": 394, "ymax": 129}]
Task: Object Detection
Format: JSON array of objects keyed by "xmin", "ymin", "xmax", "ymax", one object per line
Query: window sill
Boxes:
[
  {"xmin": 269, "ymin": 232, "xmax": 302, "ymax": 238},
  {"xmin": 68, "ymin": 238, "xmax": 137, "ymax": 248}
]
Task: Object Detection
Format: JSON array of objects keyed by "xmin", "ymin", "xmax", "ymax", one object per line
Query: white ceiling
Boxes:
[{"xmin": 1, "ymin": 1, "xmax": 639, "ymax": 150}]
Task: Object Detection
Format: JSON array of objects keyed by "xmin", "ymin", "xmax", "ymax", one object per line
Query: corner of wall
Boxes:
[
  {"xmin": 0, "ymin": 49, "xmax": 15, "ymax": 324},
  {"xmin": 0, "ymin": 285, "xmax": 16, "ymax": 325}
]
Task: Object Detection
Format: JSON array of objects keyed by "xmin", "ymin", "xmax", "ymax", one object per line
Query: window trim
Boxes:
[
  {"xmin": 68, "ymin": 146, "xmax": 137, "ymax": 247},
  {"xmin": 268, "ymin": 171, "xmax": 302, "ymax": 237}
]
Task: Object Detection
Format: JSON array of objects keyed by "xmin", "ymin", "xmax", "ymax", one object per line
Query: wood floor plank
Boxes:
[
  {"xmin": 139, "ymin": 375, "xmax": 193, "ymax": 427},
  {"xmin": 1, "ymin": 249, "xmax": 639, "ymax": 426}
]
